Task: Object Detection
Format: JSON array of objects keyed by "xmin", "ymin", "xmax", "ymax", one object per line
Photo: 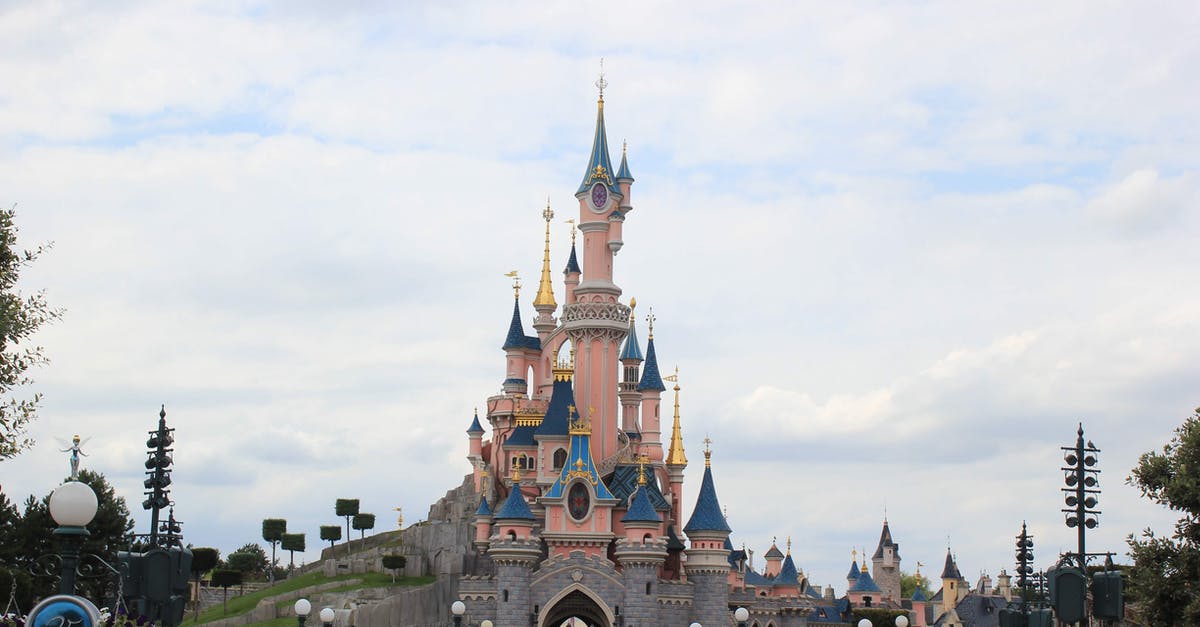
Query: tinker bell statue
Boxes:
[{"xmin": 58, "ymin": 434, "xmax": 90, "ymax": 480}]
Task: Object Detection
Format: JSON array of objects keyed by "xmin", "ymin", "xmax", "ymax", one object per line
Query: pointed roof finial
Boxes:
[
  {"xmin": 596, "ymin": 57, "xmax": 607, "ymax": 102},
  {"xmin": 646, "ymin": 307, "xmax": 656, "ymax": 340},
  {"xmin": 511, "ymin": 464, "xmax": 521, "ymax": 483},
  {"xmin": 637, "ymin": 454, "xmax": 648, "ymax": 486},
  {"xmin": 534, "ymin": 199, "xmax": 557, "ymax": 308},
  {"xmin": 504, "ymin": 270, "xmax": 521, "ymax": 298},
  {"xmin": 787, "ymin": 536, "xmax": 792, "ymax": 555},
  {"xmin": 565, "ymin": 218, "xmax": 577, "ymax": 244},
  {"xmin": 703, "ymin": 433, "xmax": 712, "ymax": 468},
  {"xmin": 665, "ymin": 366, "xmax": 687, "ymax": 466}
]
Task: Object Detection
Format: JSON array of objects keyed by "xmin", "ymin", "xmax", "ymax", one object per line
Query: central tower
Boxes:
[{"xmin": 562, "ymin": 68, "xmax": 634, "ymax": 465}]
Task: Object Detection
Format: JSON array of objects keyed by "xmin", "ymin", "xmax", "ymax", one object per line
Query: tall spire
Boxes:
[
  {"xmin": 620, "ymin": 299, "xmax": 644, "ymax": 361},
  {"xmin": 563, "ymin": 219, "xmax": 581, "ymax": 275},
  {"xmin": 665, "ymin": 367, "xmax": 687, "ymax": 466},
  {"xmin": 577, "ymin": 60, "xmax": 619, "ymax": 196},
  {"xmin": 637, "ymin": 309, "xmax": 665, "ymax": 391},
  {"xmin": 616, "ymin": 139, "xmax": 634, "ymax": 181},
  {"xmin": 683, "ymin": 440, "xmax": 730, "ymax": 534},
  {"xmin": 533, "ymin": 199, "xmax": 557, "ymax": 308}
]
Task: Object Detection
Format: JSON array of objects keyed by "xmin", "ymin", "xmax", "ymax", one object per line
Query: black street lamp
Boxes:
[{"xmin": 48, "ymin": 480, "xmax": 99, "ymax": 595}]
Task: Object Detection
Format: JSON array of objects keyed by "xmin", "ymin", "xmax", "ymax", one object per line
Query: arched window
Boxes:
[
  {"xmin": 507, "ymin": 530, "xmax": 516, "ymax": 541},
  {"xmin": 553, "ymin": 448, "xmax": 568, "ymax": 469}
]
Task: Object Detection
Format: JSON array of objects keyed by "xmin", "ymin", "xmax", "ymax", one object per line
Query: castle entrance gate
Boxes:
[{"xmin": 540, "ymin": 590, "xmax": 611, "ymax": 627}]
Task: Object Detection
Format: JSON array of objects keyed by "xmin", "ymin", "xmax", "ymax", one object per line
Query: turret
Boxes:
[
  {"xmin": 616, "ymin": 139, "xmax": 634, "ymax": 208},
  {"xmin": 911, "ymin": 586, "xmax": 929, "ymax": 627},
  {"xmin": 663, "ymin": 373, "xmax": 687, "ymax": 527},
  {"xmin": 563, "ymin": 224, "xmax": 581, "ymax": 305},
  {"xmin": 615, "ymin": 463, "xmax": 666, "ymax": 627},
  {"xmin": 683, "ymin": 440, "xmax": 732, "ymax": 626},
  {"xmin": 940, "ymin": 548, "xmax": 963, "ymax": 617},
  {"xmin": 637, "ymin": 314, "xmax": 666, "ymax": 462},
  {"xmin": 473, "ymin": 496, "xmax": 493, "ymax": 553},
  {"xmin": 467, "ymin": 408, "xmax": 486, "ymax": 491},
  {"xmin": 488, "ymin": 468, "xmax": 541, "ymax": 627},
  {"xmin": 501, "ymin": 280, "xmax": 540, "ymax": 396},
  {"xmin": 774, "ymin": 538, "xmax": 801, "ymax": 596},
  {"xmin": 996, "ymin": 569, "xmax": 1012, "ymax": 601},
  {"xmin": 764, "ymin": 540, "xmax": 784, "ymax": 578},
  {"xmin": 618, "ymin": 299, "xmax": 644, "ymax": 437},
  {"xmin": 846, "ymin": 550, "xmax": 861, "ymax": 592},
  {"xmin": 533, "ymin": 354, "xmax": 576, "ymax": 482},
  {"xmin": 532, "ymin": 201, "xmax": 558, "ymax": 339},
  {"xmin": 872, "ymin": 518, "xmax": 901, "ymax": 601}
]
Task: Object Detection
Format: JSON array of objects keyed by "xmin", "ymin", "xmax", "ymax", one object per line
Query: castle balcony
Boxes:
[{"xmin": 560, "ymin": 301, "xmax": 632, "ymax": 340}]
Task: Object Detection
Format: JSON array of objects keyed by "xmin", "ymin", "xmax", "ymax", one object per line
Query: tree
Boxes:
[
  {"xmin": 381, "ymin": 554, "xmax": 406, "ymax": 583},
  {"xmin": 320, "ymin": 525, "xmax": 342, "ymax": 553},
  {"xmin": 262, "ymin": 518, "xmax": 286, "ymax": 583},
  {"xmin": 226, "ymin": 542, "xmax": 269, "ymax": 587},
  {"xmin": 1127, "ymin": 407, "xmax": 1200, "ymax": 625},
  {"xmin": 0, "ymin": 207, "xmax": 62, "ymax": 460},
  {"xmin": 335, "ymin": 499, "xmax": 359, "ymax": 556},
  {"xmin": 280, "ymin": 533, "xmax": 305, "ymax": 575},
  {"xmin": 352, "ymin": 513, "xmax": 375, "ymax": 541},
  {"xmin": 190, "ymin": 547, "xmax": 219, "ymax": 620},
  {"xmin": 210, "ymin": 569, "xmax": 242, "ymax": 615}
]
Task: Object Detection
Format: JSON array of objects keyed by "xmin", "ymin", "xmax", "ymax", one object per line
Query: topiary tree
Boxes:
[
  {"xmin": 280, "ymin": 532, "xmax": 305, "ymax": 575},
  {"xmin": 352, "ymin": 513, "xmax": 376, "ymax": 541},
  {"xmin": 320, "ymin": 525, "xmax": 341, "ymax": 554},
  {"xmin": 335, "ymin": 499, "xmax": 359, "ymax": 555},
  {"xmin": 261, "ymin": 518, "xmax": 286, "ymax": 584},
  {"xmin": 210, "ymin": 569, "xmax": 242, "ymax": 615},
  {"xmin": 189, "ymin": 547, "xmax": 220, "ymax": 620},
  {"xmin": 381, "ymin": 554, "xmax": 407, "ymax": 583}
]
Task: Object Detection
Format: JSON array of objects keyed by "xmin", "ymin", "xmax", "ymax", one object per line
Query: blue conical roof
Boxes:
[
  {"xmin": 637, "ymin": 337, "xmax": 665, "ymax": 391},
  {"xmin": 467, "ymin": 410, "xmax": 485, "ymax": 434},
  {"xmin": 502, "ymin": 298, "xmax": 541, "ymax": 351},
  {"xmin": 912, "ymin": 587, "xmax": 928, "ymax": 602},
  {"xmin": 777, "ymin": 554, "xmax": 800, "ymax": 585},
  {"xmin": 849, "ymin": 568, "xmax": 882, "ymax": 593},
  {"xmin": 621, "ymin": 484, "xmax": 661, "ymax": 523},
  {"xmin": 847, "ymin": 561, "xmax": 860, "ymax": 580},
  {"xmin": 616, "ymin": 146, "xmax": 634, "ymax": 181},
  {"xmin": 683, "ymin": 463, "xmax": 730, "ymax": 534},
  {"xmin": 535, "ymin": 377, "xmax": 576, "ymax": 437},
  {"xmin": 564, "ymin": 242, "xmax": 581, "ymax": 275},
  {"xmin": 941, "ymin": 548, "xmax": 961, "ymax": 580},
  {"xmin": 495, "ymin": 485, "xmax": 535, "ymax": 520},
  {"xmin": 577, "ymin": 100, "xmax": 621, "ymax": 196},
  {"xmin": 475, "ymin": 496, "xmax": 491, "ymax": 517},
  {"xmin": 620, "ymin": 315, "xmax": 644, "ymax": 361}
]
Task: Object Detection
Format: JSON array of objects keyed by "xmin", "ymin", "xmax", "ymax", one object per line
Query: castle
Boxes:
[{"xmin": 449, "ymin": 77, "xmax": 1017, "ymax": 627}]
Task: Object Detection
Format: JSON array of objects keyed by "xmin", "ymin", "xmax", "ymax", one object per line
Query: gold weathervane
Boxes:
[
  {"xmin": 394, "ymin": 507, "xmax": 403, "ymax": 529},
  {"xmin": 564, "ymin": 218, "xmax": 576, "ymax": 245},
  {"xmin": 504, "ymin": 270, "xmax": 521, "ymax": 298}
]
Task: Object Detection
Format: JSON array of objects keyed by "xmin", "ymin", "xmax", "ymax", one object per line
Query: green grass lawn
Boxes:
[{"xmin": 186, "ymin": 572, "xmax": 434, "ymax": 625}]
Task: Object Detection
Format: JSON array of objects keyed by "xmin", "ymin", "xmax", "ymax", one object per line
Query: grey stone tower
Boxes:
[
  {"xmin": 488, "ymin": 479, "xmax": 541, "ymax": 627},
  {"xmin": 872, "ymin": 519, "xmax": 902, "ymax": 602},
  {"xmin": 615, "ymin": 477, "xmax": 668, "ymax": 627},
  {"xmin": 683, "ymin": 445, "xmax": 732, "ymax": 626}
]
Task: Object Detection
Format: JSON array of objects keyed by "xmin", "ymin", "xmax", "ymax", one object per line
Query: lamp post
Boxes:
[
  {"xmin": 895, "ymin": 615, "xmax": 910, "ymax": 627},
  {"xmin": 294, "ymin": 598, "xmax": 311, "ymax": 627},
  {"xmin": 48, "ymin": 480, "xmax": 99, "ymax": 595},
  {"xmin": 734, "ymin": 607, "xmax": 750, "ymax": 627},
  {"xmin": 857, "ymin": 619, "xmax": 872, "ymax": 627},
  {"xmin": 451, "ymin": 600, "xmax": 465, "ymax": 626},
  {"xmin": 319, "ymin": 607, "xmax": 335, "ymax": 627},
  {"xmin": 480, "ymin": 621, "xmax": 493, "ymax": 627}
]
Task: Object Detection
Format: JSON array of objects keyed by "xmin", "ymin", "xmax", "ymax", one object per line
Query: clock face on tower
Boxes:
[{"xmin": 590, "ymin": 182, "xmax": 608, "ymax": 211}]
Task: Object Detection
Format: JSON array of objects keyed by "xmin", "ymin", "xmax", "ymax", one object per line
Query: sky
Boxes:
[{"xmin": 2, "ymin": 0, "xmax": 1199, "ymax": 594}]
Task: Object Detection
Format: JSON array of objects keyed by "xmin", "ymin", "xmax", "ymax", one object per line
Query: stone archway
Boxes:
[{"xmin": 539, "ymin": 587, "xmax": 613, "ymax": 627}]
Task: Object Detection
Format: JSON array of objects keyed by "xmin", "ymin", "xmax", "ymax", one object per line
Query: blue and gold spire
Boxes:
[
  {"xmin": 620, "ymin": 299, "xmax": 644, "ymax": 361},
  {"xmin": 622, "ymin": 462, "xmax": 661, "ymax": 523},
  {"xmin": 535, "ymin": 357, "xmax": 577, "ymax": 437},
  {"xmin": 683, "ymin": 439, "xmax": 731, "ymax": 534},
  {"xmin": 502, "ymin": 276, "xmax": 541, "ymax": 351},
  {"xmin": 475, "ymin": 495, "xmax": 492, "ymax": 517},
  {"xmin": 576, "ymin": 62, "xmax": 621, "ymax": 196},
  {"xmin": 467, "ymin": 408, "xmax": 485, "ymax": 434},
  {"xmin": 545, "ymin": 405, "xmax": 615, "ymax": 500},
  {"xmin": 616, "ymin": 139, "xmax": 634, "ymax": 181},
  {"xmin": 637, "ymin": 311, "xmax": 665, "ymax": 391},
  {"xmin": 495, "ymin": 470, "xmax": 536, "ymax": 521}
]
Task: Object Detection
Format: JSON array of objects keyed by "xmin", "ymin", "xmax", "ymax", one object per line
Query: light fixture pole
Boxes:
[{"xmin": 48, "ymin": 480, "xmax": 99, "ymax": 595}]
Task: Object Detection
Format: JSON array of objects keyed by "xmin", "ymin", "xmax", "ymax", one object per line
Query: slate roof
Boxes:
[
  {"xmin": 608, "ymin": 464, "xmax": 670, "ymax": 511},
  {"xmin": 745, "ymin": 569, "xmax": 772, "ymax": 586},
  {"xmin": 941, "ymin": 549, "xmax": 962, "ymax": 579},
  {"xmin": 564, "ymin": 242, "xmax": 581, "ymax": 275},
  {"xmin": 474, "ymin": 496, "xmax": 491, "ymax": 517},
  {"xmin": 940, "ymin": 594, "xmax": 1009, "ymax": 627},
  {"xmin": 534, "ymin": 378, "xmax": 576, "ymax": 437},
  {"xmin": 637, "ymin": 337, "xmax": 666, "ymax": 392},
  {"xmin": 495, "ymin": 485, "xmax": 535, "ymax": 520},
  {"xmin": 847, "ymin": 560, "xmax": 861, "ymax": 580},
  {"xmin": 724, "ymin": 538, "xmax": 745, "ymax": 568},
  {"xmin": 502, "ymin": 299, "xmax": 541, "ymax": 351},
  {"xmin": 912, "ymin": 587, "xmax": 928, "ymax": 602},
  {"xmin": 808, "ymin": 605, "xmax": 846, "ymax": 623},
  {"xmin": 621, "ymin": 485, "xmax": 661, "ymax": 523},
  {"xmin": 504, "ymin": 424, "xmax": 537, "ymax": 448},
  {"xmin": 620, "ymin": 315, "xmax": 644, "ymax": 361},
  {"xmin": 666, "ymin": 525, "xmax": 685, "ymax": 550},
  {"xmin": 467, "ymin": 410, "xmax": 485, "ymax": 434},
  {"xmin": 849, "ymin": 568, "xmax": 882, "ymax": 593},
  {"xmin": 764, "ymin": 543, "xmax": 784, "ymax": 559},
  {"xmin": 776, "ymin": 554, "xmax": 800, "ymax": 586},
  {"xmin": 873, "ymin": 520, "xmax": 900, "ymax": 560},
  {"xmin": 683, "ymin": 464, "xmax": 731, "ymax": 534}
]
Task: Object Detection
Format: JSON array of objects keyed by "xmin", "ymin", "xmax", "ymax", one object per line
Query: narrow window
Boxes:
[
  {"xmin": 645, "ymin": 582, "xmax": 652, "ymax": 595},
  {"xmin": 503, "ymin": 590, "xmax": 509, "ymax": 602}
]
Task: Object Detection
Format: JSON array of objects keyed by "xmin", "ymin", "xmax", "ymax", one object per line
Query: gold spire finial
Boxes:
[
  {"xmin": 787, "ymin": 536, "xmax": 792, "ymax": 555},
  {"xmin": 646, "ymin": 308, "xmax": 656, "ymax": 340},
  {"xmin": 595, "ymin": 58, "xmax": 607, "ymax": 102},
  {"xmin": 504, "ymin": 270, "xmax": 521, "ymax": 298},
  {"xmin": 665, "ymin": 367, "xmax": 687, "ymax": 466},
  {"xmin": 629, "ymin": 297, "xmax": 637, "ymax": 321},
  {"xmin": 534, "ymin": 199, "xmax": 557, "ymax": 308},
  {"xmin": 564, "ymin": 218, "xmax": 576, "ymax": 245},
  {"xmin": 703, "ymin": 434, "xmax": 712, "ymax": 468},
  {"xmin": 511, "ymin": 464, "xmax": 521, "ymax": 483},
  {"xmin": 637, "ymin": 455, "xmax": 648, "ymax": 486},
  {"xmin": 852, "ymin": 547, "xmax": 858, "ymax": 564},
  {"xmin": 862, "ymin": 548, "xmax": 868, "ymax": 571}
]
